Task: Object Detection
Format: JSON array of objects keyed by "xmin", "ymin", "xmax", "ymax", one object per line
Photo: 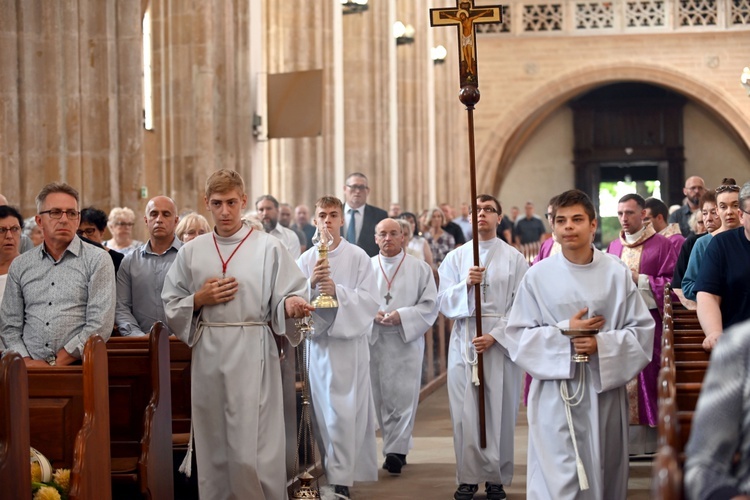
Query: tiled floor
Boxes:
[{"xmin": 351, "ymin": 384, "xmax": 652, "ymax": 499}]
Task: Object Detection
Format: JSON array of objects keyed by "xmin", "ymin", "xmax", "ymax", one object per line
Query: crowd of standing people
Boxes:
[{"xmin": 1, "ymin": 171, "xmax": 750, "ymax": 500}]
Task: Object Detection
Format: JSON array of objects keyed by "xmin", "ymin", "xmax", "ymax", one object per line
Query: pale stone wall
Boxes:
[
  {"xmin": 0, "ymin": 0, "xmax": 143, "ymax": 219},
  {"xmin": 474, "ymin": 30, "xmax": 750, "ymax": 196},
  {"xmin": 684, "ymin": 102, "xmax": 750, "ymax": 188}
]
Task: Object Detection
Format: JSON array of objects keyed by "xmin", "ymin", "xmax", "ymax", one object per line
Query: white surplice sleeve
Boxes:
[
  {"xmin": 162, "ymin": 245, "xmax": 201, "ymax": 346},
  {"xmin": 266, "ymin": 238, "xmax": 309, "ymax": 347},
  {"xmin": 590, "ymin": 269, "xmax": 654, "ymax": 392},
  {"xmin": 437, "ymin": 250, "xmax": 472, "ymax": 320},
  {"xmin": 505, "ymin": 274, "xmax": 575, "ymax": 381},
  {"xmin": 394, "ymin": 259, "xmax": 438, "ymax": 343}
]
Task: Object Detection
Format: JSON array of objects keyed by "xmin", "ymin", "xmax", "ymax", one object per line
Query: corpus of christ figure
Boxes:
[{"xmin": 430, "ymin": 0, "xmax": 502, "ymax": 87}]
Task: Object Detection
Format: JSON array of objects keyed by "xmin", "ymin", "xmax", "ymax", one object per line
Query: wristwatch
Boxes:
[{"xmin": 46, "ymin": 355, "xmax": 56, "ymax": 366}]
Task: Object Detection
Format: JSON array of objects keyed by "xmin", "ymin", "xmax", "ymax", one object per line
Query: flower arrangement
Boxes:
[{"xmin": 30, "ymin": 448, "xmax": 70, "ymax": 500}]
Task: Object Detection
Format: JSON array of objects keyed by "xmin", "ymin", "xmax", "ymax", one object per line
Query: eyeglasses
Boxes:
[
  {"xmin": 740, "ymin": 207, "xmax": 750, "ymax": 216},
  {"xmin": 39, "ymin": 209, "xmax": 80, "ymax": 220},
  {"xmin": 0, "ymin": 226, "xmax": 21, "ymax": 236},
  {"xmin": 474, "ymin": 206, "xmax": 497, "ymax": 214},
  {"xmin": 346, "ymin": 184, "xmax": 368, "ymax": 191},
  {"xmin": 76, "ymin": 228, "xmax": 99, "ymax": 237},
  {"xmin": 715, "ymin": 184, "xmax": 740, "ymax": 194},
  {"xmin": 114, "ymin": 221, "xmax": 135, "ymax": 227}
]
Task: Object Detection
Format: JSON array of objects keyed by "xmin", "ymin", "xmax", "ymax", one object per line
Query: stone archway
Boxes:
[{"xmin": 478, "ymin": 63, "xmax": 750, "ymax": 195}]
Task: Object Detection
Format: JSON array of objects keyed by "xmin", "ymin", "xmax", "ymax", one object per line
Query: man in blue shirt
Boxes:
[{"xmin": 116, "ymin": 196, "xmax": 182, "ymax": 336}]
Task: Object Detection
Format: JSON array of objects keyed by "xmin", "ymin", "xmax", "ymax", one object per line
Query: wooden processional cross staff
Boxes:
[{"xmin": 430, "ymin": 0, "xmax": 503, "ymax": 449}]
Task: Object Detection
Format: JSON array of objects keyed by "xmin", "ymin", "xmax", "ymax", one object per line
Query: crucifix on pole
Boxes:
[{"xmin": 430, "ymin": 0, "xmax": 503, "ymax": 449}]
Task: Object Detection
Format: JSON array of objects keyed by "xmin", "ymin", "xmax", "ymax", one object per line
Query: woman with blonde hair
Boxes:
[
  {"xmin": 104, "ymin": 206, "xmax": 142, "ymax": 255},
  {"xmin": 175, "ymin": 212, "xmax": 211, "ymax": 243},
  {"xmin": 423, "ymin": 207, "xmax": 455, "ymax": 268}
]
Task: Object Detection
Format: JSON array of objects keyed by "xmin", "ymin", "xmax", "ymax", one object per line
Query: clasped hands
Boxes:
[
  {"xmin": 568, "ymin": 307, "xmax": 604, "ymax": 356},
  {"xmin": 375, "ymin": 310, "xmax": 401, "ymax": 326},
  {"xmin": 310, "ymin": 258, "xmax": 336, "ymax": 298}
]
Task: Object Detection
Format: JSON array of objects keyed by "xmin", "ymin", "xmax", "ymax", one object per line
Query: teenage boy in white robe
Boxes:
[
  {"xmin": 370, "ymin": 218, "xmax": 438, "ymax": 475},
  {"xmin": 438, "ymin": 194, "xmax": 528, "ymax": 500},
  {"xmin": 296, "ymin": 195, "xmax": 380, "ymax": 500},
  {"xmin": 162, "ymin": 169, "xmax": 312, "ymax": 500},
  {"xmin": 505, "ymin": 189, "xmax": 654, "ymax": 500}
]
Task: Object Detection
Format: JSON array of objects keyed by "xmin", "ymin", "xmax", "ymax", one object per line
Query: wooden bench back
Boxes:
[
  {"xmin": 106, "ymin": 322, "xmax": 174, "ymax": 499},
  {"xmin": 0, "ymin": 352, "xmax": 31, "ymax": 500},
  {"xmin": 27, "ymin": 335, "xmax": 112, "ymax": 500}
]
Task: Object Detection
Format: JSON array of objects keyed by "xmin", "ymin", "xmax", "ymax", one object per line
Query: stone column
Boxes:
[
  {"xmin": 0, "ymin": 0, "xmax": 143, "ymax": 220},
  {"xmin": 150, "ymin": 0, "xmax": 253, "ymax": 213}
]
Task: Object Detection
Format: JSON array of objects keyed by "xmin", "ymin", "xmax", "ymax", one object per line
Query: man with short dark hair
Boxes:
[
  {"xmin": 0, "ymin": 182, "xmax": 116, "ymax": 367},
  {"xmin": 507, "ymin": 189, "xmax": 654, "ymax": 499},
  {"xmin": 278, "ymin": 202, "xmax": 306, "ymax": 253},
  {"xmin": 514, "ymin": 201, "xmax": 546, "ymax": 245},
  {"xmin": 440, "ymin": 203, "xmax": 467, "ymax": 246},
  {"xmin": 695, "ymin": 181, "xmax": 750, "ymax": 350},
  {"xmin": 439, "ymin": 194, "xmax": 527, "ymax": 500},
  {"xmin": 607, "ymin": 193, "xmax": 676, "ymax": 454},
  {"xmin": 644, "ymin": 197, "xmax": 685, "ymax": 254},
  {"xmin": 342, "ymin": 173, "xmax": 388, "ymax": 257},
  {"xmin": 256, "ymin": 194, "xmax": 301, "ymax": 259},
  {"xmin": 293, "ymin": 204, "xmax": 316, "ymax": 249},
  {"xmin": 116, "ymin": 196, "xmax": 181, "ymax": 337},
  {"xmin": 669, "ymin": 176, "xmax": 706, "ymax": 236}
]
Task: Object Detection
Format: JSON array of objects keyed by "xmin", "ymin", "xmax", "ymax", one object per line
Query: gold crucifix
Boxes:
[{"xmin": 430, "ymin": 0, "xmax": 502, "ymax": 88}]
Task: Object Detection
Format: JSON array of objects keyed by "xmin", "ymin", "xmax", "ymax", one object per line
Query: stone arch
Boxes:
[{"xmin": 479, "ymin": 63, "xmax": 750, "ymax": 195}]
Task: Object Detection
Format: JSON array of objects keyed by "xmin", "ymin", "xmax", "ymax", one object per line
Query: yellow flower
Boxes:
[
  {"xmin": 52, "ymin": 468, "xmax": 71, "ymax": 493},
  {"xmin": 30, "ymin": 462, "xmax": 42, "ymax": 483},
  {"xmin": 33, "ymin": 485, "xmax": 61, "ymax": 500}
]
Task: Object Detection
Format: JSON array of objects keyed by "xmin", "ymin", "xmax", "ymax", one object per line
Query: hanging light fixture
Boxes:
[
  {"xmin": 341, "ymin": 0, "xmax": 368, "ymax": 15},
  {"xmin": 432, "ymin": 45, "xmax": 448, "ymax": 64},
  {"xmin": 394, "ymin": 21, "xmax": 415, "ymax": 45}
]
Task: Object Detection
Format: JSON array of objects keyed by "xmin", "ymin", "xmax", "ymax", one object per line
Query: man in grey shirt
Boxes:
[
  {"xmin": 0, "ymin": 182, "xmax": 116, "ymax": 366},
  {"xmin": 116, "ymin": 196, "xmax": 181, "ymax": 337}
]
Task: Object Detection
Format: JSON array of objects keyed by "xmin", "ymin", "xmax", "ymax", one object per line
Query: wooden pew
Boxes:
[
  {"xmin": 106, "ymin": 322, "xmax": 174, "ymax": 499},
  {"xmin": 27, "ymin": 335, "xmax": 112, "ymax": 500},
  {"xmin": 169, "ymin": 337, "xmax": 192, "ymax": 443},
  {"xmin": 0, "ymin": 352, "xmax": 31, "ymax": 500}
]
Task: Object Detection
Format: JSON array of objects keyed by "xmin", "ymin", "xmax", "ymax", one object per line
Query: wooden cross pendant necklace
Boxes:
[
  {"xmin": 213, "ymin": 228, "xmax": 254, "ymax": 278},
  {"xmin": 377, "ymin": 251, "xmax": 407, "ymax": 305}
]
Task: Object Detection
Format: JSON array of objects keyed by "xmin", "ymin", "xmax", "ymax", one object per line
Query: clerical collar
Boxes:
[
  {"xmin": 379, "ymin": 250, "xmax": 404, "ymax": 263},
  {"xmin": 624, "ymin": 225, "xmax": 647, "ymax": 244},
  {"xmin": 214, "ymin": 224, "xmax": 251, "ymax": 244}
]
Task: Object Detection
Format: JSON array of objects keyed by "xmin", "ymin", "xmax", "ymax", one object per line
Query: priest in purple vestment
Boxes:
[{"xmin": 607, "ymin": 193, "xmax": 677, "ymax": 453}]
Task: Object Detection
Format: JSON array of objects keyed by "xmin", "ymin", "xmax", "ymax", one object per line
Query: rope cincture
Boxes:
[{"xmin": 559, "ymin": 364, "xmax": 590, "ymax": 491}]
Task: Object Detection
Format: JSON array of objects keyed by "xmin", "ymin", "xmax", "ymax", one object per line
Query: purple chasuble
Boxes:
[{"xmin": 607, "ymin": 233, "xmax": 677, "ymax": 426}]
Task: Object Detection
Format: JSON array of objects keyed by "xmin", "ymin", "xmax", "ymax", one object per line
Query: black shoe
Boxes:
[
  {"xmin": 333, "ymin": 484, "xmax": 350, "ymax": 499},
  {"xmin": 383, "ymin": 453, "xmax": 405, "ymax": 475},
  {"xmin": 485, "ymin": 482, "xmax": 507, "ymax": 500},
  {"xmin": 453, "ymin": 483, "xmax": 478, "ymax": 500}
]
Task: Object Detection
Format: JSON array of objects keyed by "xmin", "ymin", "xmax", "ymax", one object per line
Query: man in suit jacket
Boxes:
[{"xmin": 342, "ymin": 172, "xmax": 387, "ymax": 257}]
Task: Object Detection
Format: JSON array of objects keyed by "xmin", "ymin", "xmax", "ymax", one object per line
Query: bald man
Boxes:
[
  {"xmin": 115, "ymin": 196, "xmax": 182, "ymax": 336},
  {"xmin": 669, "ymin": 176, "xmax": 706, "ymax": 237}
]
